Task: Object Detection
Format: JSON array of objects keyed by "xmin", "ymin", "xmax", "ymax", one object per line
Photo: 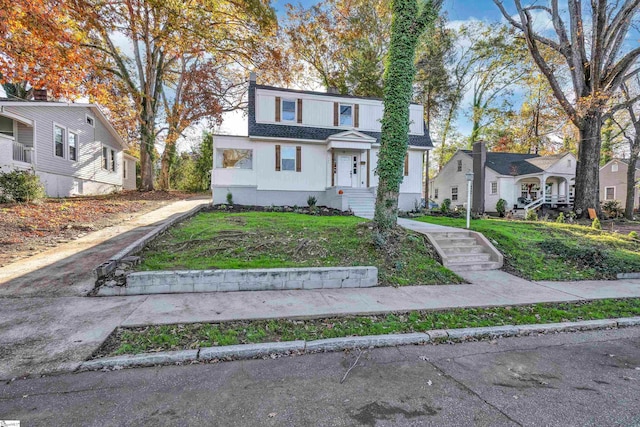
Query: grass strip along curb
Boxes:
[{"xmin": 80, "ymin": 316, "xmax": 640, "ymax": 371}]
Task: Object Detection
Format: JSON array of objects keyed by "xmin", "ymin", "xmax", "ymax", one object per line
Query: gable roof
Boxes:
[
  {"xmin": 461, "ymin": 150, "xmax": 571, "ymax": 176},
  {"xmin": 619, "ymin": 158, "xmax": 640, "ymax": 170}
]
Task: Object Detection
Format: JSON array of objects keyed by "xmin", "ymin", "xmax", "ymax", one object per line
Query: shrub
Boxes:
[
  {"xmin": 567, "ymin": 211, "xmax": 577, "ymax": 223},
  {"xmin": 555, "ymin": 212, "xmax": 565, "ymax": 223},
  {"xmin": 592, "ymin": 217, "xmax": 601, "ymax": 230},
  {"xmin": 0, "ymin": 169, "xmax": 45, "ymax": 203},
  {"xmin": 307, "ymin": 195, "xmax": 317, "ymax": 207},
  {"xmin": 440, "ymin": 198, "xmax": 451, "ymax": 214},
  {"xmin": 629, "ymin": 231, "xmax": 638, "ymax": 240},
  {"xmin": 602, "ymin": 200, "xmax": 623, "ymax": 218},
  {"xmin": 525, "ymin": 209, "xmax": 538, "ymax": 221},
  {"xmin": 226, "ymin": 191, "xmax": 233, "ymax": 205},
  {"xmin": 496, "ymin": 199, "xmax": 507, "ymax": 217}
]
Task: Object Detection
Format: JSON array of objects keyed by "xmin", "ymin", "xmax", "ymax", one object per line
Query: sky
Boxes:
[{"xmin": 215, "ymin": 0, "xmax": 507, "ymax": 138}]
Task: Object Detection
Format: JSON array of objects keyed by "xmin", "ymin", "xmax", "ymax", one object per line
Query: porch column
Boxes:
[
  {"xmin": 331, "ymin": 148, "xmax": 335, "ymax": 187},
  {"xmin": 542, "ymin": 174, "xmax": 546, "ymax": 202}
]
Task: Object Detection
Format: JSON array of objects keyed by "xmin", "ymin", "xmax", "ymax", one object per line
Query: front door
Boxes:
[{"xmin": 337, "ymin": 155, "xmax": 352, "ymax": 187}]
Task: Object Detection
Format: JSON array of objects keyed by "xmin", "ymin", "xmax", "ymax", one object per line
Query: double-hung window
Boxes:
[
  {"xmin": 281, "ymin": 146, "xmax": 296, "ymax": 171},
  {"xmin": 457, "ymin": 160, "xmax": 462, "ymax": 172},
  {"xmin": 54, "ymin": 125, "xmax": 65, "ymax": 158},
  {"xmin": 110, "ymin": 149, "xmax": 116, "ymax": 172},
  {"xmin": 102, "ymin": 146, "xmax": 109, "ymax": 170},
  {"xmin": 0, "ymin": 116, "xmax": 14, "ymax": 138},
  {"xmin": 69, "ymin": 132, "xmax": 78, "ymax": 161},
  {"xmin": 605, "ymin": 187, "xmax": 615, "ymax": 200},
  {"xmin": 282, "ymin": 99, "xmax": 296, "ymax": 122},
  {"xmin": 339, "ymin": 104, "xmax": 353, "ymax": 126},
  {"xmin": 451, "ymin": 186, "xmax": 458, "ymax": 201},
  {"xmin": 490, "ymin": 181, "xmax": 497, "ymax": 194}
]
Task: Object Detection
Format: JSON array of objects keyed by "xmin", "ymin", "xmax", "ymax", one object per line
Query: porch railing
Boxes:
[{"xmin": 12, "ymin": 141, "xmax": 33, "ymax": 164}]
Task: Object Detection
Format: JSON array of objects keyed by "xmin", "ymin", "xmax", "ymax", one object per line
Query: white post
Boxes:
[{"xmin": 465, "ymin": 171, "xmax": 474, "ymax": 229}]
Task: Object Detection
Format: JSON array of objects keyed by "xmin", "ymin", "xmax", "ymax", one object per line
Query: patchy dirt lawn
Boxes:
[{"xmin": 0, "ymin": 191, "xmax": 197, "ymax": 267}]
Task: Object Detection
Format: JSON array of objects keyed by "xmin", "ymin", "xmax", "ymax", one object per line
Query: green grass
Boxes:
[
  {"xmin": 137, "ymin": 211, "xmax": 462, "ymax": 286},
  {"xmin": 98, "ymin": 298, "xmax": 640, "ymax": 357},
  {"xmin": 414, "ymin": 216, "xmax": 640, "ymax": 280}
]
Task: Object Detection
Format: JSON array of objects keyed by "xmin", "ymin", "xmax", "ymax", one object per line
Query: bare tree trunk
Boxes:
[
  {"xmin": 573, "ymin": 112, "xmax": 602, "ymax": 216},
  {"xmin": 139, "ymin": 104, "xmax": 156, "ymax": 191},
  {"xmin": 158, "ymin": 128, "xmax": 179, "ymax": 191}
]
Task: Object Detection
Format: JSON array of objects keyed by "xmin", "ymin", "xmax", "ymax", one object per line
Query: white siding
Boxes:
[
  {"xmin": 545, "ymin": 153, "xmax": 576, "ymax": 175},
  {"xmin": 399, "ymin": 149, "xmax": 424, "ymax": 194},
  {"xmin": 123, "ymin": 154, "xmax": 137, "ymax": 190},
  {"xmin": 303, "ymin": 99, "xmax": 333, "ymax": 127},
  {"xmin": 212, "ymin": 136, "xmax": 257, "ymax": 188},
  {"xmin": 485, "ymin": 168, "xmax": 501, "ymax": 211},
  {"xmin": 431, "ymin": 151, "xmax": 473, "ymax": 206},
  {"xmin": 358, "ymin": 104, "xmax": 383, "ymax": 131},
  {"xmin": 409, "ymin": 105, "xmax": 423, "ymax": 135},
  {"xmin": 256, "ymin": 94, "xmax": 275, "ymax": 123}
]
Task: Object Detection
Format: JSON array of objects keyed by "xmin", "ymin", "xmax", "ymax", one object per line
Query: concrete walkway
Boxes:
[{"xmin": 0, "ymin": 196, "xmax": 210, "ymax": 297}]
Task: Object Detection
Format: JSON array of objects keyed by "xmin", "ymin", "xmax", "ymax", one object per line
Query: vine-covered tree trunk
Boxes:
[
  {"xmin": 139, "ymin": 103, "xmax": 156, "ymax": 192},
  {"xmin": 158, "ymin": 127, "xmax": 179, "ymax": 191},
  {"xmin": 374, "ymin": 0, "xmax": 439, "ymax": 231},
  {"xmin": 625, "ymin": 149, "xmax": 639, "ymax": 220},
  {"xmin": 573, "ymin": 112, "xmax": 602, "ymax": 216}
]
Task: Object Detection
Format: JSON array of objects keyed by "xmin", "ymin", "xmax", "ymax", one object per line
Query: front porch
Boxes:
[
  {"xmin": 514, "ymin": 173, "xmax": 574, "ymax": 214},
  {"xmin": 0, "ymin": 111, "xmax": 34, "ymax": 169}
]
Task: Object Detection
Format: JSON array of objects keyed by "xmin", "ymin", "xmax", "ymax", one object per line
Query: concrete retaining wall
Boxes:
[{"xmin": 97, "ymin": 266, "xmax": 378, "ymax": 296}]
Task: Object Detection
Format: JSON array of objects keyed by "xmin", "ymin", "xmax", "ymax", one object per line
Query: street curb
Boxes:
[
  {"xmin": 78, "ymin": 316, "xmax": 640, "ymax": 371},
  {"xmin": 93, "ymin": 202, "xmax": 209, "ymax": 279}
]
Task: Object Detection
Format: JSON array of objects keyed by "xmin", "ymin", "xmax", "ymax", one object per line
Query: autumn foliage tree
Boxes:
[{"xmin": 0, "ymin": 0, "xmax": 94, "ymax": 99}]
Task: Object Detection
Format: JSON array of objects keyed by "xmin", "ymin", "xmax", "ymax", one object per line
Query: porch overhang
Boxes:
[
  {"xmin": 0, "ymin": 108, "xmax": 33, "ymax": 127},
  {"xmin": 326, "ymin": 130, "xmax": 375, "ymax": 151}
]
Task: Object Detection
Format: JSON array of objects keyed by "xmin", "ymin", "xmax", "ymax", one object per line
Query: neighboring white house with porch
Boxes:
[
  {"xmin": 211, "ymin": 73, "xmax": 432, "ymax": 215},
  {"xmin": 429, "ymin": 141, "xmax": 576, "ymax": 214},
  {"xmin": 0, "ymin": 99, "xmax": 128, "ymax": 197}
]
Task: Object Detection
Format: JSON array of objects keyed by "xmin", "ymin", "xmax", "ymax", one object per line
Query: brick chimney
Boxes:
[
  {"xmin": 327, "ymin": 87, "xmax": 339, "ymax": 94},
  {"xmin": 33, "ymin": 89, "xmax": 48, "ymax": 101},
  {"xmin": 472, "ymin": 140, "xmax": 486, "ymax": 215}
]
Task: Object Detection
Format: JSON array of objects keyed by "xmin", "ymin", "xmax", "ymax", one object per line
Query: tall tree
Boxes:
[
  {"xmin": 77, "ymin": 0, "xmax": 278, "ymax": 191},
  {"xmin": 495, "ymin": 0, "xmax": 640, "ymax": 216},
  {"xmin": 285, "ymin": 0, "xmax": 392, "ymax": 96},
  {"xmin": 374, "ymin": 0, "xmax": 441, "ymax": 231}
]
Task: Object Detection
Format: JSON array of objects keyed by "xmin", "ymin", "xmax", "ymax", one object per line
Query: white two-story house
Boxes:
[
  {"xmin": 0, "ymin": 98, "xmax": 132, "ymax": 197},
  {"xmin": 212, "ymin": 73, "xmax": 432, "ymax": 215}
]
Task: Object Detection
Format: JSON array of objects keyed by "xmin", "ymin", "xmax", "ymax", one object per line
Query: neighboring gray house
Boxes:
[
  {"xmin": 599, "ymin": 159, "xmax": 640, "ymax": 210},
  {"xmin": 0, "ymin": 99, "xmax": 128, "ymax": 197},
  {"xmin": 430, "ymin": 141, "xmax": 576, "ymax": 214}
]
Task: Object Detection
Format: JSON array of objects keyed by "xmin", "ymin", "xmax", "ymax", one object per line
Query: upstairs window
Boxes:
[
  {"xmin": 0, "ymin": 116, "xmax": 14, "ymax": 138},
  {"xmin": 457, "ymin": 159, "xmax": 462, "ymax": 172},
  {"xmin": 86, "ymin": 115, "xmax": 95, "ymax": 127},
  {"xmin": 69, "ymin": 132, "xmax": 78, "ymax": 161},
  {"xmin": 282, "ymin": 100, "xmax": 296, "ymax": 122},
  {"xmin": 434, "ymin": 188, "xmax": 439, "ymax": 199},
  {"xmin": 612, "ymin": 163, "xmax": 618, "ymax": 172},
  {"xmin": 110, "ymin": 149, "xmax": 116, "ymax": 171},
  {"xmin": 54, "ymin": 125, "xmax": 65, "ymax": 158},
  {"xmin": 339, "ymin": 104, "xmax": 353, "ymax": 126},
  {"xmin": 451, "ymin": 186, "xmax": 458, "ymax": 201}
]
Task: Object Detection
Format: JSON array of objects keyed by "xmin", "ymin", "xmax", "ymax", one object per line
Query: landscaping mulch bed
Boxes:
[
  {"xmin": 0, "ymin": 190, "xmax": 196, "ymax": 267},
  {"xmin": 209, "ymin": 204, "xmax": 353, "ymax": 216},
  {"xmin": 92, "ymin": 298, "xmax": 640, "ymax": 358}
]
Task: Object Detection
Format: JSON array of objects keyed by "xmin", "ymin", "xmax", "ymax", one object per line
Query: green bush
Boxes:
[
  {"xmin": 592, "ymin": 217, "xmax": 601, "ymax": 230},
  {"xmin": 226, "ymin": 191, "xmax": 233, "ymax": 205},
  {"xmin": 307, "ymin": 195, "xmax": 317, "ymax": 207},
  {"xmin": 525, "ymin": 209, "xmax": 537, "ymax": 221},
  {"xmin": 496, "ymin": 199, "xmax": 507, "ymax": 217},
  {"xmin": 0, "ymin": 169, "xmax": 45, "ymax": 203},
  {"xmin": 629, "ymin": 231, "xmax": 638, "ymax": 240},
  {"xmin": 440, "ymin": 198, "xmax": 451, "ymax": 214},
  {"xmin": 602, "ymin": 200, "xmax": 623, "ymax": 218},
  {"xmin": 555, "ymin": 212, "xmax": 565, "ymax": 223}
]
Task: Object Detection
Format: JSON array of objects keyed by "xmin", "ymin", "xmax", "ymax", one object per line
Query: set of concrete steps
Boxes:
[
  {"xmin": 426, "ymin": 230, "xmax": 502, "ymax": 272},
  {"xmin": 343, "ymin": 188, "xmax": 375, "ymax": 218}
]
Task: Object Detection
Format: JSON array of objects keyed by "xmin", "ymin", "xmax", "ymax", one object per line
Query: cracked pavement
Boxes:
[{"xmin": 1, "ymin": 328, "xmax": 639, "ymax": 426}]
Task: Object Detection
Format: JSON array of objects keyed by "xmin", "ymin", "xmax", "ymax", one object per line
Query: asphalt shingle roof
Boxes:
[{"xmin": 461, "ymin": 150, "xmax": 566, "ymax": 176}]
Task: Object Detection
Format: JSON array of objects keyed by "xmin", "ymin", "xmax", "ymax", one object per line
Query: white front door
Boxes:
[{"xmin": 337, "ymin": 155, "xmax": 352, "ymax": 187}]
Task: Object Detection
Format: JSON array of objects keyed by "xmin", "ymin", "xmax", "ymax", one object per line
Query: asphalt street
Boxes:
[{"xmin": 1, "ymin": 327, "xmax": 639, "ymax": 426}]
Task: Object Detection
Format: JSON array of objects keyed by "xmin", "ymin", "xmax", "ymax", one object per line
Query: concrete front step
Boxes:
[
  {"xmin": 441, "ymin": 246, "xmax": 488, "ymax": 255},
  {"xmin": 446, "ymin": 253, "xmax": 493, "ymax": 263},
  {"xmin": 435, "ymin": 238, "xmax": 478, "ymax": 247},
  {"xmin": 447, "ymin": 261, "xmax": 503, "ymax": 271}
]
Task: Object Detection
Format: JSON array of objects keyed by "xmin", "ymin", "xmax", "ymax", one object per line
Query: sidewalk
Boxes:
[{"xmin": 2, "ymin": 269, "xmax": 639, "ymax": 380}]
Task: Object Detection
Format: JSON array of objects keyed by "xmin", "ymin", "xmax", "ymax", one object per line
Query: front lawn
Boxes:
[
  {"xmin": 415, "ymin": 216, "xmax": 640, "ymax": 280},
  {"xmin": 136, "ymin": 211, "xmax": 462, "ymax": 286},
  {"xmin": 95, "ymin": 298, "xmax": 640, "ymax": 357}
]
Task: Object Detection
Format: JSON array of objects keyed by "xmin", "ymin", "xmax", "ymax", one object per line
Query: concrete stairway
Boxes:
[
  {"xmin": 424, "ymin": 230, "xmax": 503, "ymax": 272},
  {"xmin": 344, "ymin": 188, "xmax": 375, "ymax": 218}
]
